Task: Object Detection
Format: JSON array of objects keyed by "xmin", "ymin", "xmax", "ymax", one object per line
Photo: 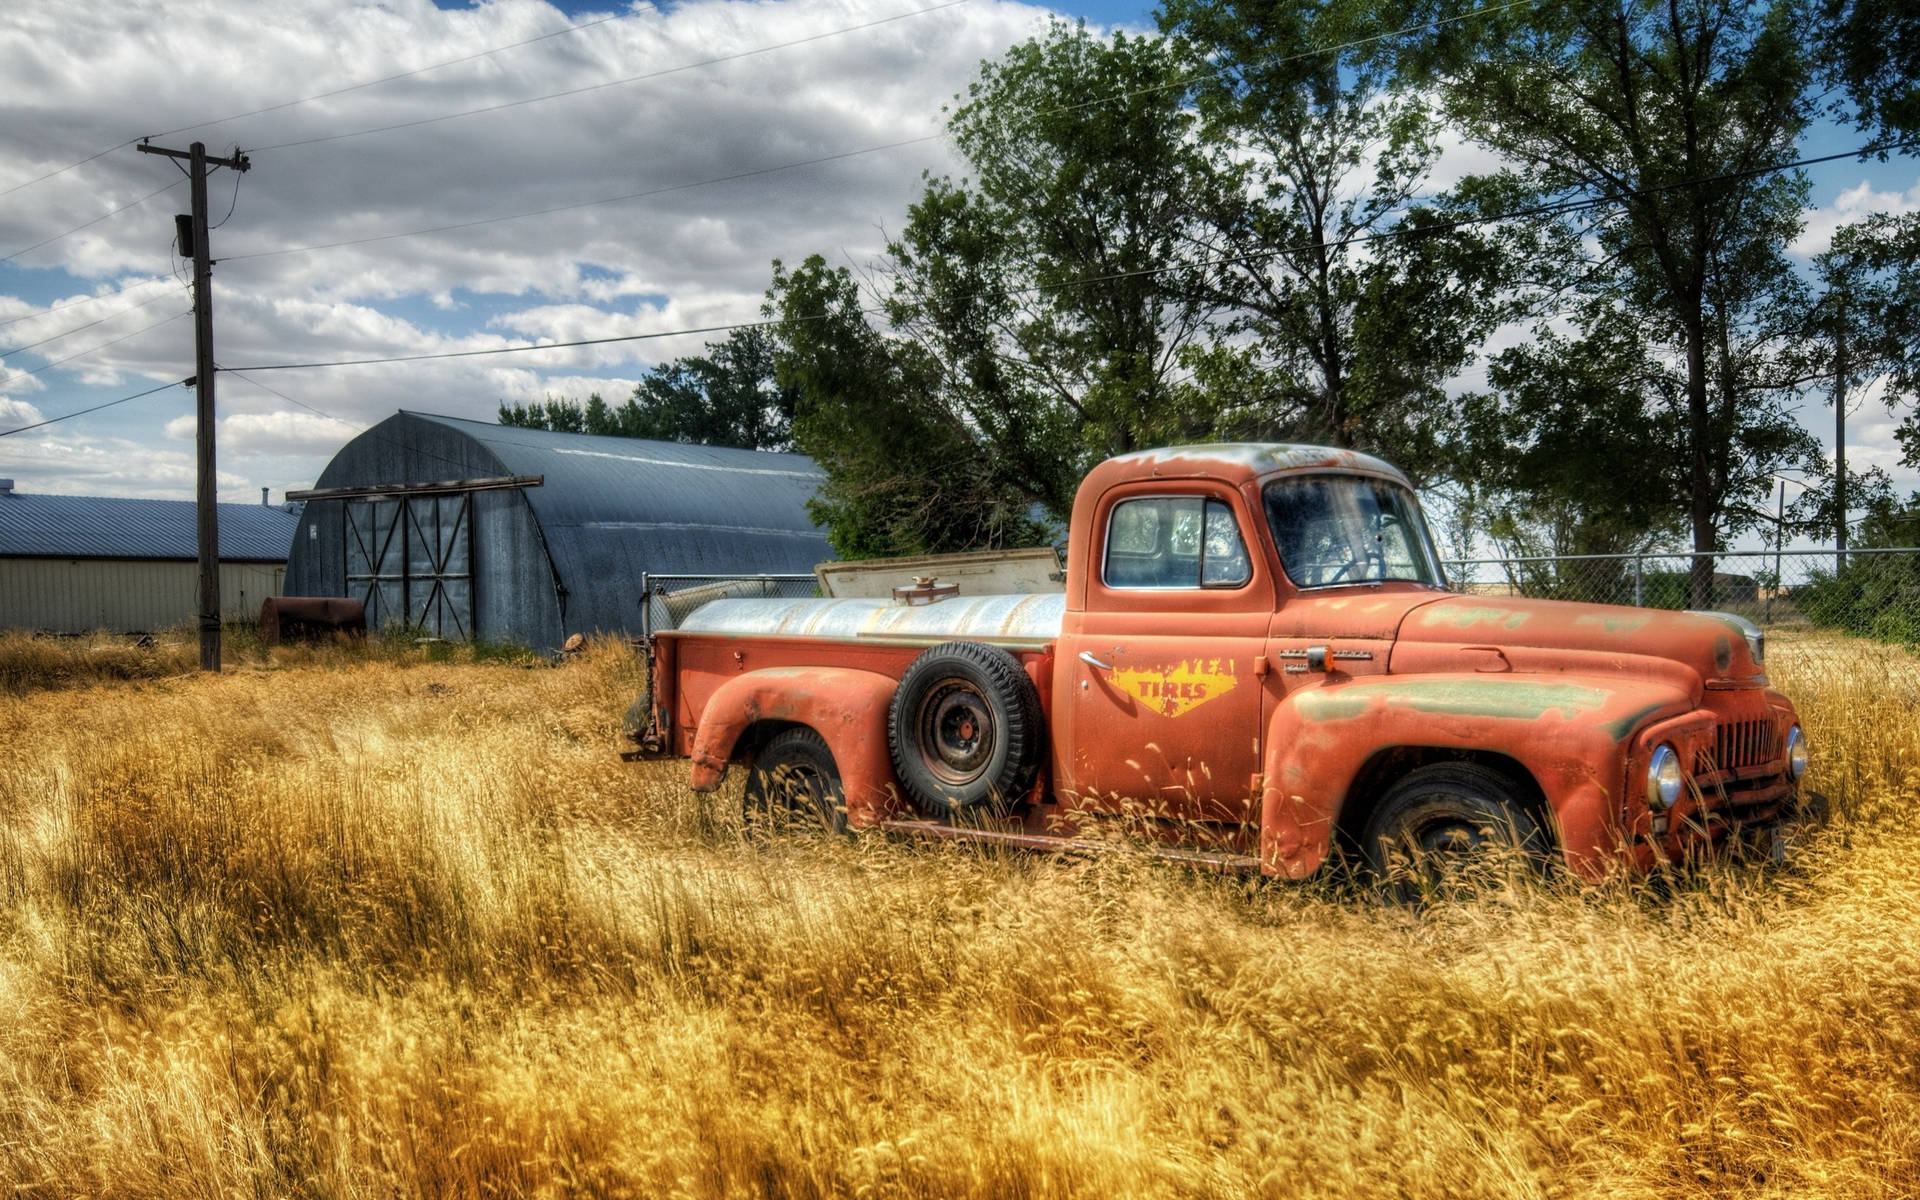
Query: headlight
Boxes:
[
  {"xmin": 1786, "ymin": 726, "xmax": 1809, "ymax": 780},
  {"xmin": 1647, "ymin": 744, "xmax": 1685, "ymax": 810}
]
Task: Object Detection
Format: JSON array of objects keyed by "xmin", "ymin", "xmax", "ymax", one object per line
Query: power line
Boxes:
[
  {"xmin": 221, "ymin": 0, "xmax": 1528, "ymax": 265},
  {"xmin": 217, "ymin": 363, "xmax": 356, "ymax": 428},
  {"xmin": 1, "ymin": 177, "xmax": 185, "ymax": 264},
  {"xmin": 0, "ymin": 11, "xmax": 626, "ymax": 201},
  {"xmin": 143, "ymin": 14, "xmax": 626, "ymax": 146},
  {"xmin": 9, "ymin": 0, "xmax": 1520, "ymax": 277},
  {"xmin": 0, "ymin": 142, "xmax": 138, "ymax": 203},
  {"xmin": 0, "ymin": 310, "xmax": 191, "ymax": 389},
  {"xmin": 217, "ymin": 364, "xmax": 500, "ymax": 479},
  {"xmin": 0, "ymin": 285, "xmax": 188, "ymax": 360},
  {"xmin": 5, "ymin": 0, "xmax": 974, "ymax": 270},
  {"xmin": 220, "ymin": 139, "xmax": 1897, "ymax": 376},
  {"xmin": 223, "ymin": 131, "xmax": 946, "ymax": 262},
  {"xmin": 224, "ymin": 315, "xmax": 792, "ymax": 372},
  {"xmin": 0, "ymin": 378, "xmax": 184, "ymax": 437},
  {"xmin": 246, "ymin": 0, "xmax": 973, "ymax": 154},
  {"xmin": 0, "ymin": 278, "xmax": 174, "ymax": 331}
]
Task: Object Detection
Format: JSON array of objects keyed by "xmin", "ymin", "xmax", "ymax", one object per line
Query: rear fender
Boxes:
[
  {"xmin": 1258, "ymin": 674, "xmax": 1692, "ymax": 881},
  {"xmin": 687, "ymin": 667, "xmax": 902, "ymax": 826}
]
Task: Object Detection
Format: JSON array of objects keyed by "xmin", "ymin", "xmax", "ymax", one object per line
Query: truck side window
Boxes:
[{"xmin": 1104, "ymin": 496, "xmax": 1251, "ymax": 589}]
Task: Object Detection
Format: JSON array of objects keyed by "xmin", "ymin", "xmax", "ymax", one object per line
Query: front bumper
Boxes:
[{"xmin": 1622, "ymin": 688, "xmax": 1821, "ymax": 868}]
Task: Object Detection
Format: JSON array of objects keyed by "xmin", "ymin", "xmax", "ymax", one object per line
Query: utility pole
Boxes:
[
  {"xmin": 1768, "ymin": 478, "xmax": 1784, "ymax": 625},
  {"xmin": 137, "ymin": 140, "xmax": 249, "ymax": 671}
]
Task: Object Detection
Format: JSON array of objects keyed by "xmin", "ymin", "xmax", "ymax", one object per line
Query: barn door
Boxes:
[
  {"xmin": 342, "ymin": 493, "xmax": 475, "ymax": 638},
  {"xmin": 404, "ymin": 494, "xmax": 472, "ymax": 638},
  {"xmin": 344, "ymin": 499, "xmax": 404, "ymax": 628}
]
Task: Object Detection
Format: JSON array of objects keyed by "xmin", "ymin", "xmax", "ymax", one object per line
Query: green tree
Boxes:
[
  {"xmin": 497, "ymin": 396, "xmax": 588, "ymax": 432},
  {"xmin": 1461, "ymin": 309, "xmax": 1689, "ymax": 564},
  {"xmin": 622, "ymin": 326, "xmax": 796, "ymax": 451},
  {"xmin": 885, "ymin": 22, "xmax": 1221, "ymax": 517},
  {"xmin": 1820, "ymin": 0, "xmax": 1920, "ymax": 142},
  {"xmin": 1409, "ymin": 0, "xmax": 1823, "ymax": 605},
  {"xmin": 770, "ymin": 255, "xmax": 1049, "ymax": 558},
  {"xmin": 1159, "ymin": 0, "xmax": 1507, "ymax": 476},
  {"xmin": 496, "ymin": 328, "xmax": 795, "ymax": 451}
]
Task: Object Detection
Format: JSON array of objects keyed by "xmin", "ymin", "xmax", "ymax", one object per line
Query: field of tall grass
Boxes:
[{"xmin": 0, "ymin": 630, "xmax": 1916, "ymax": 1198}]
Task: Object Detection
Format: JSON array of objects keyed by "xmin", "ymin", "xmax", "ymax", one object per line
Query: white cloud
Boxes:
[
  {"xmin": 0, "ymin": 0, "xmax": 1061, "ymax": 497},
  {"xmin": 0, "ymin": 396, "xmax": 45, "ymax": 426},
  {"xmin": 1794, "ymin": 176, "xmax": 1920, "ymax": 256}
]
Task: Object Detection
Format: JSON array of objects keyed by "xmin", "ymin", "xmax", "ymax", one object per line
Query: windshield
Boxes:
[{"xmin": 1263, "ymin": 475, "xmax": 1446, "ymax": 589}]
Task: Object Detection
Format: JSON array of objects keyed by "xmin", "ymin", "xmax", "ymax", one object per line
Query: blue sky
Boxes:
[{"xmin": 2, "ymin": 0, "xmax": 1915, "ymax": 558}]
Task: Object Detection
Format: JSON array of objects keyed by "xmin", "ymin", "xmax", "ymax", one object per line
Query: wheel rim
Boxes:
[
  {"xmin": 755, "ymin": 759, "xmax": 830, "ymax": 830},
  {"xmin": 1379, "ymin": 805, "xmax": 1523, "ymax": 889},
  {"xmin": 1408, "ymin": 817, "xmax": 1492, "ymax": 857},
  {"xmin": 915, "ymin": 677, "xmax": 995, "ymax": 787}
]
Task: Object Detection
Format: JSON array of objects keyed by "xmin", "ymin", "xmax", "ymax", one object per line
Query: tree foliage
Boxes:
[
  {"xmin": 510, "ymin": 3, "xmax": 1919, "ymax": 564},
  {"xmin": 497, "ymin": 327, "xmax": 794, "ymax": 451},
  {"xmin": 1160, "ymin": 0, "xmax": 1505, "ymax": 478},
  {"xmin": 884, "ymin": 23, "xmax": 1222, "ymax": 517},
  {"xmin": 771, "ymin": 256, "xmax": 1050, "ymax": 558},
  {"xmin": 1408, "ymin": 0, "xmax": 1826, "ymax": 600}
]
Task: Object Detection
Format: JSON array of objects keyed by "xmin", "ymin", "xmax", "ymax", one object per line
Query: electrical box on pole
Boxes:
[{"xmin": 138, "ymin": 139, "xmax": 250, "ymax": 672}]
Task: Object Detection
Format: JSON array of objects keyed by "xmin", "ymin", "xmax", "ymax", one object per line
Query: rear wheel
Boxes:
[
  {"xmin": 1362, "ymin": 763, "xmax": 1549, "ymax": 901},
  {"xmin": 742, "ymin": 727, "xmax": 848, "ymax": 836}
]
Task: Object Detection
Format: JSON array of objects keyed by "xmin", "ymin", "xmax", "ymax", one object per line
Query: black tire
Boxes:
[
  {"xmin": 742, "ymin": 727, "xmax": 848, "ymax": 836},
  {"xmin": 1361, "ymin": 762, "xmax": 1550, "ymax": 901},
  {"xmin": 887, "ymin": 640, "xmax": 1044, "ymax": 819}
]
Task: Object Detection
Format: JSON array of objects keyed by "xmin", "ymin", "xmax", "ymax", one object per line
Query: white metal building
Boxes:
[{"xmin": 0, "ymin": 479, "xmax": 302, "ymax": 634}]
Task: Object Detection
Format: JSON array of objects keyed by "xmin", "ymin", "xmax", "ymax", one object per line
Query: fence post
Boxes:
[
  {"xmin": 1633, "ymin": 555, "xmax": 1644, "ymax": 608},
  {"xmin": 640, "ymin": 572, "xmax": 651, "ymax": 640}
]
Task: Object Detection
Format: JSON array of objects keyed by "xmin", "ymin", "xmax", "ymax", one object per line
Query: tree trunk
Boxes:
[{"xmin": 1686, "ymin": 318, "xmax": 1716, "ymax": 609}]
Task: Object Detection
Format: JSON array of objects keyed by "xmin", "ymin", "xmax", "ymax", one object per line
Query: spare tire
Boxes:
[{"xmin": 887, "ymin": 640, "xmax": 1045, "ymax": 818}]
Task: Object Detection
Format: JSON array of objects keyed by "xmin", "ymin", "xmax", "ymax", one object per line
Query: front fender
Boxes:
[
  {"xmin": 687, "ymin": 667, "xmax": 901, "ymax": 825},
  {"xmin": 1259, "ymin": 673, "xmax": 1693, "ymax": 881}
]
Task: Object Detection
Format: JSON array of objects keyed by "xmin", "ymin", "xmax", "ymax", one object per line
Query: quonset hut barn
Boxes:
[{"xmin": 284, "ymin": 411, "xmax": 828, "ymax": 652}]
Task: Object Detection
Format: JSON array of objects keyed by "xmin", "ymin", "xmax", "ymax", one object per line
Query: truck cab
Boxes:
[{"xmin": 630, "ymin": 444, "xmax": 1817, "ymax": 882}]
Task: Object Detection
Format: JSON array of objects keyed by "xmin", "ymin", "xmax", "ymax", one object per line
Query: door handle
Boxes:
[{"xmin": 1078, "ymin": 650, "xmax": 1114, "ymax": 672}]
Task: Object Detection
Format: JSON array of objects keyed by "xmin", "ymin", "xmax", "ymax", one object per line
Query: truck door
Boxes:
[{"xmin": 1056, "ymin": 487, "xmax": 1274, "ymax": 825}]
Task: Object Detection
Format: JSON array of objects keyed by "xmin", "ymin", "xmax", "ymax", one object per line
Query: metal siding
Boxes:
[
  {"xmin": 0, "ymin": 494, "xmax": 301, "ymax": 559},
  {"xmin": 287, "ymin": 498, "xmax": 345, "ymax": 598},
  {"xmin": 472, "ymin": 487, "xmax": 563, "ymax": 649},
  {"xmin": 285, "ymin": 411, "xmax": 828, "ymax": 652},
  {"xmin": 0, "ymin": 560, "xmax": 290, "ymax": 633},
  {"xmin": 436, "ymin": 414, "xmax": 829, "ymax": 645}
]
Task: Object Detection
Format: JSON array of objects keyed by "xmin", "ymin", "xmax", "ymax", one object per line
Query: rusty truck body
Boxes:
[{"xmin": 624, "ymin": 444, "xmax": 1817, "ymax": 880}]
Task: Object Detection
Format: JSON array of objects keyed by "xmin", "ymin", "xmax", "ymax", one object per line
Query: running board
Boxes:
[{"xmin": 872, "ymin": 819, "xmax": 1261, "ymax": 873}]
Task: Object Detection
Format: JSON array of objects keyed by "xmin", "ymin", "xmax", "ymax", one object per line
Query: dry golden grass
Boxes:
[{"xmin": 0, "ymin": 632, "xmax": 1916, "ymax": 1198}]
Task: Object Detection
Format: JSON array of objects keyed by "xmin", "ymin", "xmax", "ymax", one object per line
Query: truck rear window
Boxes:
[
  {"xmin": 1264, "ymin": 476, "xmax": 1444, "ymax": 589},
  {"xmin": 1104, "ymin": 496, "xmax": 1252, "ymax": 589}
]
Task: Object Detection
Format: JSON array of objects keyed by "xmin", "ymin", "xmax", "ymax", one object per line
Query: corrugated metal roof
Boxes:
[
  {"xmin": 290, "ymin": 411, "xmax": 829, "ymax": 649},
  {"xmin": 425, "ymin": 412, "xmax": 827, "ymax": 546},
  {"xmin": 410, "ymin": 413, "xmax": 831, "ymax": 640},
  {"xmin": 0, "ymin": 492, "xmax": 303, "ymax": 560}
]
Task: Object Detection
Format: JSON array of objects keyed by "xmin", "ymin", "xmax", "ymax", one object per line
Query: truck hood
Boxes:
[{"xmin": 1386, "ymin": 594, "xmax": 1766, "ymax": 693}]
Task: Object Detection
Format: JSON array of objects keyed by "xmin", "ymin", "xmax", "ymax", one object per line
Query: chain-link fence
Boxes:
[
  {"xmin": 1441, "ymin": 548, "xmax": 1920, "ymax": 685},
  {"xmin": 639, "ymin": 572, "xmax": 818, "ymax": 638},
  {"xmin": 641, "ymin": 553, "xmax": 1920, "ymax": 694}
]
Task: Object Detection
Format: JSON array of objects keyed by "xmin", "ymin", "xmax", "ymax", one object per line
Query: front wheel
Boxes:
[
  {"xmin": 1361, "ymin": 762, "xmax": 1549, "ymax": 900},
  {"xmin": 742, "ymin": 727, "xmax": 848, "ymax": 836}
]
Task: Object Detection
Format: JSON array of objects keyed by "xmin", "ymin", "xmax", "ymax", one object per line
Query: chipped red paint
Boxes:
[{"xmin": 629, "ymin": 444, "xmax": 1812, "ymax": 880}]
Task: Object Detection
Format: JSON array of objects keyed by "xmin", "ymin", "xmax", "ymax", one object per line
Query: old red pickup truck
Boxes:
[{"xmin": 625, "ymin": 444, "xmax": 1817, "ymax": 881}]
